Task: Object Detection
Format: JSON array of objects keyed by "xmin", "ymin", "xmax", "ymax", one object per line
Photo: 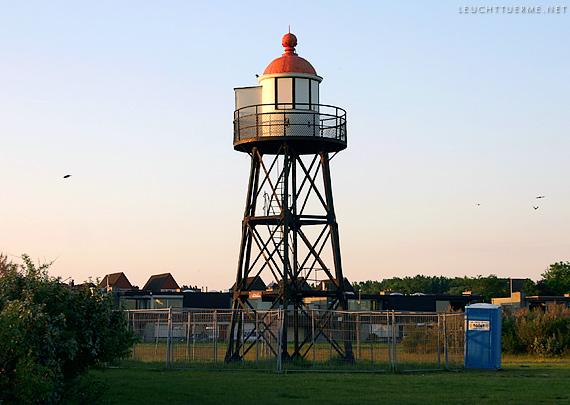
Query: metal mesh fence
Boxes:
[{"xmin": 126, "ymin": 309, "xmax": 464, "ymax": 372}]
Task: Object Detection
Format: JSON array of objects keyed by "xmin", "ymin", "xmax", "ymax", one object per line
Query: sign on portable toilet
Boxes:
[{"xmin": 464, "ymin": 303, "xmax": 502, "ymax": 370}]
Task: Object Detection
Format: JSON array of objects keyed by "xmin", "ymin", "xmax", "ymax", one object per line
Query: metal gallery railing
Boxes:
[
  {"xmin": 233, "ymin": 103, "xmax": 347, "ymax": 144},
  {"xmin": 126, "ymin": 309, "xmax": 465, "ymax": 372}
]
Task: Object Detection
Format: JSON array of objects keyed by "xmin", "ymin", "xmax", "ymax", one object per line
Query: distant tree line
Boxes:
[{"xmin": 352, "ymin": 261, "xmax": 570, "ymax": 302}]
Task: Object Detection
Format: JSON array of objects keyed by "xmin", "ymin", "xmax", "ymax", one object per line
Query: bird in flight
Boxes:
[
  {"xmin": 63, "ymin": 174, "xmax": 71, "ymax": 178},
  {"xmin": 533, "ymin": 206, "xmax": 539, "ymax": 210},
  {"xmin": 536, "ymin": 196, "xmax": 545, "ymax": 199}
]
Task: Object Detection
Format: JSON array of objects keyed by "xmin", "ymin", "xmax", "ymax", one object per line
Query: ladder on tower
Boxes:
[{"xmin": 264, "ymin": 176, "xmax": 285, "ymax": 261}]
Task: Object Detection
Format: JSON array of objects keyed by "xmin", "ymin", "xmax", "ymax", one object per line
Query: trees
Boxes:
[
  {"xmin": 352, "ymin": 280, "xmax": 384, "ymax": 295},
  {"xmin": 353, "ymin": 274, "xmax": 509, "ymax": 301},
  {"xmin": 353, "ymin": 276, "xmax": 452, "ymax": 295},
  {"xmin": 522, "ymin": 278, "xmax": 539, "ymax": 296},
  {"xmin": 472, "ymin": 275, "xmax": 509, "ymax": 302},
  {"xmin": 539, "ymin": 261, "xmax": 570, "ymax": 296},
  {"xmin": 353, "ymin": 261, "xmax": 570, "ymax": 300},
  {"xmin": 0, "ymin": 254, "xmax": 136, "ymax": 404}
]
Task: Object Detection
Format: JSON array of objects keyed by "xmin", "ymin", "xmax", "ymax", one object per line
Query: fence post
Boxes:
[
  {"xmin": 437, "ymin": 313, "xmax": 441, "ymax": 369},
  {"xmin": 213, "ymin": 310, "xmax": 218, "ymax": 364},
  {"xmin": 356, "ymin": 313, "xmax": 361, "ymax": 360},
  {"xmin": 192, "ymin": 311, "xmax": 196, "ymax": 361},
  {"xmin": 370, "ymin": 315, "xmax": 374, "ymax": 367},
  {"xmin": 277, "ymin": 308, "xmax": 283, "ymax": 372},
  {"xmin": 241, "ymin": 310, "xmax": 245, "ymax": 362},
  {"xmin": 312, "ymin": 310, "xmax": 316, "ymax": 367},
  {"xmin": 255, "ymin": 311, "xmax": 259, "ymax": 363},
  {"xmin": 385, "ymin": 312, "xmax": 389, "ymax": 370},
  {"xmin": 444, "ymin": 312, "xmax": 449, "ymax": 370},
  {"xmin": 129, "ymin": 311, "xmax": 136, "ymax": 361},
  {"xmin": 167, "ymin": 307, "xmax": 172, "ymax": 367},
  {"xmin": 186, "ymin": 312, "xmax": 191, "ymax": 362},
  {"xmin": 329, "ymin": 312, "xmax": 333, "ymax": 365},
  {"xmin": 392, "ymin": 311, "xmax": 397, "ymax": 371}
]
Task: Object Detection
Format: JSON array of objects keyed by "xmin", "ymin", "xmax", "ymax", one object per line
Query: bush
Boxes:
[
  {"xmin": 401, "ymin": 322, "xmax": 440, "ymax": 353},
  {"xmin": 0, "ymin": 254, "xmax": 136, "ymax": 404},
  {"xmin": 501, "ymin": 314, "xmax": 525, "ymax": 354},
  {"xmin": 502, "ymin": 304, "xmax": 570, "ymax": 358},
  {"xmin": 532, "ymin": 336, "xmax": 562, "ymax": 358},
  {"xmin": 401, "ymin": 314, "xmax": 464, "ymax": 355}
]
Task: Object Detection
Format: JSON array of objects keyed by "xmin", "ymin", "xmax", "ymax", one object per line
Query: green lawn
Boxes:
[{"xmin": 92, "ymin": 361, "xmax": 570, "ymax": 404}]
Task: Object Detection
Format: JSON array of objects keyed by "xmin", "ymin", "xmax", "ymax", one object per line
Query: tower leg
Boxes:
[
  {"xmin": 225, "ymin": 148, "xmax": 261, "ymax": 363},
  {"xmin": 320, "ymin": 151, "xmax": 354, "ymax": 362}
]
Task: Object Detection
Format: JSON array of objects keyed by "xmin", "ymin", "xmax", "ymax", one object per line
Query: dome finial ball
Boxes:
[{"xmin": 282, "ymin": 32, "xmax": 297, "ymax": 53}]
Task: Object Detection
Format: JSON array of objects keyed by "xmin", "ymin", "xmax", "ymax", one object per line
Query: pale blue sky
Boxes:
[{"xmin": 1, "ymin": 1, "xmax": 569, "ymax": 289}]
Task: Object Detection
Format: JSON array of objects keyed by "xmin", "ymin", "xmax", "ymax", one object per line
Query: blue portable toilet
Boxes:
[{"xmin": 464, "ymin": 303, "xmax": 502, "ymax": 370}]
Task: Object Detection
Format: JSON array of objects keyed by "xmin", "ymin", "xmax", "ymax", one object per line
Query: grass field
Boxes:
[{"xmin": 92, "ymin": 359, "xmax": 570, "ymax": 404}]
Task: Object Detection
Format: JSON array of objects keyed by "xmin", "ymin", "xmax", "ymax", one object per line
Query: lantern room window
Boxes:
[
  {"xmin": 276, "ymin": 77, "xmax": 293, "ymax": 109},
  {"xmin": 275, "ymin": 77, "xmax": 319, "ymax": 110}
]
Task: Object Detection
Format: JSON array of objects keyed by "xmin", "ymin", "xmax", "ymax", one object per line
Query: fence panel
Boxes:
[
  {"xmin": 395, "ymin": 312, "xmax": 442, "ymax": 370},
  {"xmin": 443, "ymin": 312, "xmax": 465, "ymax": 368},
  {"xmin": 126, "ymin": 309, "xmax": 464, "ymax": 372}
]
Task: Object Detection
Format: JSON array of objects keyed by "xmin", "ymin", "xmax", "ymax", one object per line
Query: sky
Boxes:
[{"xmin": 1, "ymin": 1, "xmax": 569, "ymax": 290}]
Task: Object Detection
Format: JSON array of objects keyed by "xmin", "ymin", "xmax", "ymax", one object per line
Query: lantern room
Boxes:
[{"xmin": 233, "ymin": 32, "xmax": 347, "ymax": 155}]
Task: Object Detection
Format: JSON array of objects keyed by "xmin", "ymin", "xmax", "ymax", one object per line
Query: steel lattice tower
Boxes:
[{"xmin": 226, "ymin": 33, "xmax": 353, "ymax": 363}]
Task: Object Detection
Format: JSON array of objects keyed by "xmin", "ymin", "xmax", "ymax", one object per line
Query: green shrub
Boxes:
[
  {"xmin": 532, "ymin": 335, "xmax": 562, "ymax": 358},
  {"xmin": 502, "ymin": 304, "xmax": 570, "ymax": 357},
  {"xmin": 0, "ymin": 254, "xmax": 136, "ymax": 404},
  {"xmin": 402, "ymin": 323, "xmax": 440, "ymax": 353},
  {"xmin": 501, "ymin": 314, "xmax": 525, "ymax": 354}
]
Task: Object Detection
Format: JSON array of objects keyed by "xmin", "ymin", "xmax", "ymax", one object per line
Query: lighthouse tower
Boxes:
[{"xmin": 226, "ymin": 33, "xmax": 353, "ymax": 363}]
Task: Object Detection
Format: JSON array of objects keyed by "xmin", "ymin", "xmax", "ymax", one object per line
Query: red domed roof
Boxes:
[{"xmin": 263, "ymin": 33, "xmax": 317, "ymax": 76}]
